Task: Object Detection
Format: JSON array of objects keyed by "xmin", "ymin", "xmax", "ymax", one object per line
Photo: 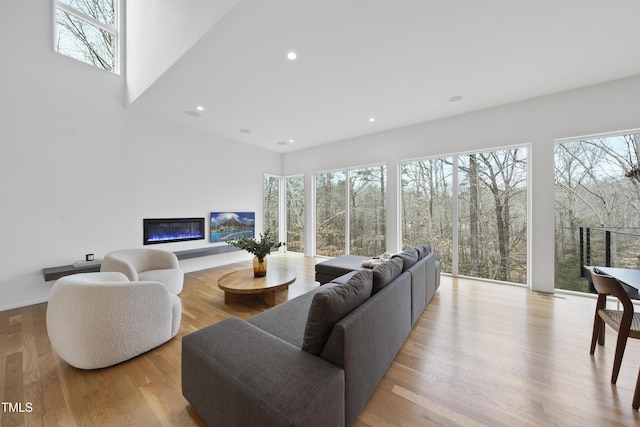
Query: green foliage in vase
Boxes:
[{"xmin": 227, "ymin": 229, "xmax": 285, "ymax": 261}]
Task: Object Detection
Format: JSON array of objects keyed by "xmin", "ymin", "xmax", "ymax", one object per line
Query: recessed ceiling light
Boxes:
[
  {"xmin": 369, "ymin": 118, "xmax": 376, "ymax": 122},
  {"xmin": 287, "ymin": 52, "xmax": 297, "ymax": 60},
  {"xmin": 185, "ymin": 110, "xmax": 201, "ymax": 117},
  {"xmin": 289, "ymin": 139, "xmax": 294, "ymax": 143},
  {"xmin": 196, "ymin": 105, "xmax": 204, "ymax": 111},
  {"xmin": 238, "ymin": 128, "xmax": 252, "ymax": 134},
  {"xmin": 449, "ymin": 95, "xmax": 463, "ymax": 103}
]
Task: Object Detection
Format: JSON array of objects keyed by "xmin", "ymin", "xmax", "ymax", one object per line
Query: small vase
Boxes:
[{"xmin": 253, "ymin": 256, "xmax": 267, "ymax": 277}]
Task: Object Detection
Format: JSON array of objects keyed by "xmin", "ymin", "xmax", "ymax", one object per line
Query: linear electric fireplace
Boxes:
[{"xmin": 143, "ymin": 218, "xmax": 205, "ymax": 245}]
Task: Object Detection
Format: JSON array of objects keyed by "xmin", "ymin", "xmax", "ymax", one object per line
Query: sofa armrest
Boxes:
[
  {"xmin": 424, "ymin": 252, "xmax": 437, "ymax": 303},
  {"xmin": 182, "ymin": 317, "xmax": 345, "ymax": 427},
  {"xmin": 320, "ymin": 273, "xmax": 412, "ymax": 426},
  {"xmin": 329, "ymin": 270, "xmax": 358, "ymax": 285},
  {"xmin": 407, "ymin": 257, "xmax": 427, "ymax": 326}
]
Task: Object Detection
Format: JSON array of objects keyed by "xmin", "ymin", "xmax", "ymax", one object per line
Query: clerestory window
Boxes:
[{"xmin": 53, "ymin": 0, "xmax": 118, "ymax": 73}]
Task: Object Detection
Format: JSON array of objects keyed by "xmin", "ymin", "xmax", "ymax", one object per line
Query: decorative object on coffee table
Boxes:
[{"xmin": 227, "ymin": 229, "xmax": 285, "ymax": 277}]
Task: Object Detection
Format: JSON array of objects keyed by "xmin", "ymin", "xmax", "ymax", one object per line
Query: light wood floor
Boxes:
[{"xmin": 2, "ymin": 253, "xmax": 640, "ymax": 426}]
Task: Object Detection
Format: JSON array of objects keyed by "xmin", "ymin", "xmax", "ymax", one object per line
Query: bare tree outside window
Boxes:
[
  {"xmin": 54, "ymin": 0, "xmax": 117, "ymax": 72},
  {"xmin": 458, "ymin": 149, "xmax": 528, "ymax": 283}
]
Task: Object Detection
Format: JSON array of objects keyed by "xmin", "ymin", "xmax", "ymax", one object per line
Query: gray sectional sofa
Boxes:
[
  {"xmin": 182, "ymin": 244, "xmax": 440, "ymax": 427},
  {"xmin": 315, "ymin": 245, "xmax": 440, "ymax": 327}
]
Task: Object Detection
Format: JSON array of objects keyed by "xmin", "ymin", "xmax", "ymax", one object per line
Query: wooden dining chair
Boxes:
[{"xmin": 589, "ymin": 267, "xmax": 640, "ymax": 388}]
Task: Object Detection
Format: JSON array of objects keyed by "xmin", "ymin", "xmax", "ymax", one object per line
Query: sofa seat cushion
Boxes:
[
  {"xmin": 302, "ymin": 270, "xmax": 373, "ymax": 354},
  {"xmin": 138, "ymin": 268, "xmax": 184, "ymax": 295},
  {"xmin": 182, "ymin": 317, "xmax": 345, "ymax": 427},
  {"xmin": 372, "ymin": 257, "xmax": 403, "ymax": 294},
  {"xmin": 248, "ymin": 288, "xmax": 319, "ymax": 348},
  {"xmin": 315, "ymin": 255, "xmax": 369, "ymax": 283}
]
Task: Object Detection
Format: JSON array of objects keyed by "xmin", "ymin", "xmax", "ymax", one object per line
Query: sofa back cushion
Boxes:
[
  {"xmin": 302, "ymin": 270, "xmax": 373, "ymax": 355},
  {"xmin": 372, "ymin": 257, "xmax": 403, "ymax": 295},
  {"xmin": 414, "ymin": 244, "xmax": 431, "ymax": 259},
  {"xmin": 393, "ymin": 248, "xmax": 419, "ymax": 271}
]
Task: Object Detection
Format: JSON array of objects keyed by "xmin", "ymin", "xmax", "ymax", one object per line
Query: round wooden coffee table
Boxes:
[{"xmin": 218, "ymin": 267, "xmax": 296, "ymax": 306}]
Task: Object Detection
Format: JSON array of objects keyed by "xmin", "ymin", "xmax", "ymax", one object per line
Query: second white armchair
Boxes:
[{"xmin": 100, "ymin": 248, "xmax": 184, "ymax": 294}]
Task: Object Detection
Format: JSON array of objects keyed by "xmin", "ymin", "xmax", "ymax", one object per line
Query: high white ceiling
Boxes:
[{"xmin": 128, "ymin": 0, "xmax": 640, "ymax": 153}]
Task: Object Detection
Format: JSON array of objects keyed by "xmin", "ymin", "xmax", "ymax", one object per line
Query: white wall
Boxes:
[
  {"xmin": 0, "ymin": 1, "xmax": 281, "ymax": 311},
  {"xmin": 283, "ymin": 75, "xmax": 640, "ymax": 293},
  {"xmin": 126, "ymin": 0, "xmax": 239, "ymax": 104}
]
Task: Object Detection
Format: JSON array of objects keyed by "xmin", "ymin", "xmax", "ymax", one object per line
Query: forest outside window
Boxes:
[
  {"xmin": 286, "ymin": 176, "xmax": 305, "ymax": 253},
  {"xmin": 315, "ymin": 170, "xmax": 346, "ymax": 257},
  {"xmin": 264, "ymin": 174, "xmax": 305, "ymax": 253},
  {"xmin": 264, "ymin": 175, "xmax": 280, "ymax": 238},
  {"xmin": 315, "ymin": 165, "xmax": 387, "ymax": 257},
  {"xmin": 401, "ymin": 146, "xmax": 528, "ymax": 285},
  {"xmin": 458, "ymin": 149, "xmax": 527, "ymax": 284},
  {"xmin": 54, "ymin": 0, "xmax": 118, "ymax": 73},
  {"xmin": 554, "ymin": 132, "xmax": 640, "ymax": 293},
  {"xmin": 401, "ymin": 157, "xmax": 453, "ymax": 273}
]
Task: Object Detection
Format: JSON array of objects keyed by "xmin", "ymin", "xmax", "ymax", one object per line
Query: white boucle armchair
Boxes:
[
  {"xmin": 100, "ymin": 248, "xmax": 183, "ymax": 295},
  {"xmin": 46, "ymin": 272, "xmax": 182, "ymax": 370}
]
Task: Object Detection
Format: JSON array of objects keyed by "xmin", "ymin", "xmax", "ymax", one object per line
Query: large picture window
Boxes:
[
  {"xmin": 458, "ymin": 149, "xmax": 527, "ymax": 283},
  {"xmin": 264, "ymin": 175, "xmax": 280, "ymax": 237},
  {"xmin": 554, "ymin": 132, "xmax": 640, "ymax": 293},
  {"xmin": 286, "ymin": 175, "xmax": 305, "ymax": 253},
  {"xmin": 349, "ymin": 166, "xmax": 387, "ymax": 256},
  {"xmin": 315, "ymin": 165, "xmax": 386, "ymax": 257},
  {"xmin": 264, "ymin": 174, "xmax": 305, "ymax": 253},
  {"xmin": 315, "ymin": 171, "xmax": 346, "ymax": 257},
  {"xmin": 401, "ymin": 146, "xmax": 528, "ymax": 285},
  {"xmin": 401, "ymin": 158, "xmax": 453, "ymax": 273},
  {"xmin": 54, "ymin": 0, "xmax": 118, "ymax": 73}
]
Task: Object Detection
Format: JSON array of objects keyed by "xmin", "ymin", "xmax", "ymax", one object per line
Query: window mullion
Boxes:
[
  {"xmin": 452, "ymin": 155, "xmax": 459, "ymax": 277},
  {"xmin": 345, "ymin": 169, "xmax": 351, "ymax": 255},
  {"xmin": 56, "ymin": 1, "xmax": 116, "ymax": 35},
  {"xmin": 279, "ymin": 176, "xmax": 286, "ymax": 252}
]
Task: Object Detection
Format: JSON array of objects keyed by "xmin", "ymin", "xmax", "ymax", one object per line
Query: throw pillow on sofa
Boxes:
[
  {"xmin": 302, "ymin": 270, "xmax": 373, "ymax": 355},
  {"xmin": 372, "ymin": 257, "xmax": 403, "ymax": 295}
]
